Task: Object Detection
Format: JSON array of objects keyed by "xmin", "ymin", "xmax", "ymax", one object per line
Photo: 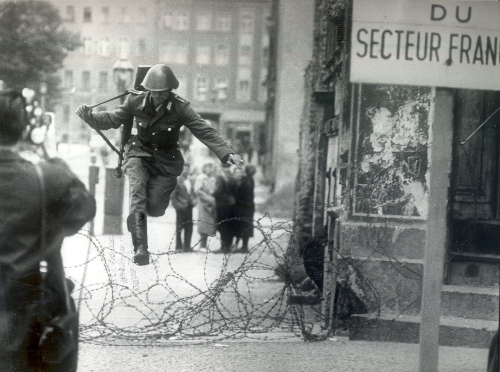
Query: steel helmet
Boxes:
[{"xmin": 141, "ymin": 64, "xmax": 179, "ymax": 91}]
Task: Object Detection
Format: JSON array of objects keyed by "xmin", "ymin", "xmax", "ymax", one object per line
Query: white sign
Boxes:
[{"xmin": 351, "ymin": 0, "xmax": 500, "ymax": 90}]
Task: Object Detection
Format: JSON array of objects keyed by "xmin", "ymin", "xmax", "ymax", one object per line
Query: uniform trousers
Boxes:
[
  {"xmin": 175, "ymin": 207, "xmax": 193, "ymax": 250},
  {"xmin": 124, "ymin": 157, "xmax": 178, "ymax": 217}
]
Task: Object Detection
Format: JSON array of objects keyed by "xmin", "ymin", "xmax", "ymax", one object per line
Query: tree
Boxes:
[{"xmin": 0, "ymin": 0, "xmax": 81, "ymax": 109}]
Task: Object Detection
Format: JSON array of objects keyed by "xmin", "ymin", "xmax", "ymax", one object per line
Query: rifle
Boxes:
[
  {"xmin": 116, "ymin": 121, "xmax": 132, "ymax": 178},
  {"xmin": 89, "ymin": 89, "xmax": 142, "ymax": 177},
  {"xmin": 88, "ymin": 91, "xmax": 130, "ymax": 178}
]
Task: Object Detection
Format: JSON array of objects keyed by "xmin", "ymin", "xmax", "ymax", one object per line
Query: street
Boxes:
[
  {"xmin": 58, "ymin": 146, "xmax": 489, "ymax": 372},
  {"xmin": 77, "ymin": 337, "xmax": 488, "ymax": 372}
]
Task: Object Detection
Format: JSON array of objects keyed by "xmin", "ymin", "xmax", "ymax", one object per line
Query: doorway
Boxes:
[{"xmin": 447, "ymin": 90, "xmax": 500, "ymax": 285}]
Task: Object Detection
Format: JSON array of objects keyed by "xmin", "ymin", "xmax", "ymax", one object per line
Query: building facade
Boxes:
[
  {"xmin": 50, "ymin": 0, "xmax": 270, "ymax": 173},
  {"xmin": 290, "ymin": 0, "xmax": 498, "ymax": 346}
]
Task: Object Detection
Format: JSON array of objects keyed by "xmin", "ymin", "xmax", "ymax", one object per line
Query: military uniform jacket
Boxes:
[{"xmin": 91, "ymin": 91, "xmax": 234, "ymax": 176}]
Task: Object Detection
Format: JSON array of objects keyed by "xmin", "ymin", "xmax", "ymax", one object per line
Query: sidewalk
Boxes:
[{"xmin": 78, "ymin": 337, "xmax": 488, "ymax": 372}]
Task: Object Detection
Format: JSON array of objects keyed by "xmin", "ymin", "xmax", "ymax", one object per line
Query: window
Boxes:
[
  {"xmin": 121, "ymin": 7, "xmax": 130, "ymax": 23},
  {"xmin": 64, "ymin": 70, "xmax": 73, "ymax": 88},
  {"xmin": 175, "ymin": 44, "xmax": 188, "ymax": 64},
  {"xmin": 83, "ymin": 7, "xmax": 92, "ymax": 23},
  {"xmin": 161, "ymin": 43, "xmax": 188, "ymax": 64},
  {"xmin": 240, "ymin": 12, "xmax": 255, "ymax": 34},
  {"xmin": 261, "ymin": 33, "xmax": 270, "ymax": 65},
  {"xmin": 236, "ymin": 68, "xmax": 251, "ymax": 102},
  {"xmin": 239, "ymin": 80, "xmax": 250, "ymax": 95},
  {"xmin": 196, "ymin": 44, "xmax": 211, "ymax": 65},
  {"xmin": 175, "ymin": 76, "xmax": 187, "ymax": 97},
  {"xmin": 258, "ymin": 67, "xmax": 267, "ymax": 102},
  {"xmin": 82, "ymin": 71, "xmax": 91, "ymax": 92},
  {"xmin": 163, "ymin": 11, "xmax": 173, "ymax": 28},
  {"xmin": 83, "ymin": 38, "xmax": 92, "ymax": 55},
  {"xmin": 100, "ymin": 38, "xmax": 110, "ymax": 56},
  {"xmin": 118, "ymin": 39, "xmax": 130, "ymax": 58},
  {"xmin": 196, "ymin": 12, "xmax": 212, "ymax": 31},
  {"xmin": 260, "ymin": 16, "xmax": 270, "ymax": 103},
  {"xmin": 194, "ymin": 75, "xmax": 209, "ymax": 102},
  {"xmin": 239, "ymin": 44, "xmax": 252, "ymax": 66},
  {"xmin": 215, "ymin": 43, "xmax": 229, "ymax": 66},
  {"xmin": 238, "ymin": 34, "xmax": 253, "ymax": 65},
  {"xmin": 262, "ymin": 45, "xmax": 270, "ymax": 66},
  {"xmin": 66, "ymin": 6, "xmax": 75, "ymax": 22},
  {"xmin": 99, "ymin": 71, "xmax": 108, "ymax": 91},
  {"xmin": 138, "ymin": 8, "xmax": 147, "ymax": 24},
  {"xmin": 215, "ymin": 12, "xmax": 231, "ymax": 32},
  {"xmin": 175, "ymin": 11, "xmax": 189, "ymax": 30},
  {"xmin": 161, "ymin": 43, "xmax": 175, "ymax": 63},
  {"xmin": 215, "ymin": 78, "xmax": 229, "ymax": 102},
  {"xmin": 101, "ymin": 7, "xmax": 110, "ymax": 23},
  {"xmin": 138, "ymin": 39, "xmax": 146, "ymax": 55}
]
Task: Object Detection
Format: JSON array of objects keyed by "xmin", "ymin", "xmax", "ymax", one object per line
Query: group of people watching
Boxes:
[{"xmin": 171, "ymin": 161, "xmax": 256, "ymax": 254}]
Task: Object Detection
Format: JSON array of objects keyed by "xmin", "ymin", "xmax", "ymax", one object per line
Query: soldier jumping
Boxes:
[{"xmin": 76, "ymin": 64, "xmax": 243, "ymax": 266}]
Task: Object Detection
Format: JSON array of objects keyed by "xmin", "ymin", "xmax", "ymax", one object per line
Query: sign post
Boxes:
[
  {"xmin": 418, "ymin": 87, "xmax": 453, "ymax": 372},
  {"xmin": 350, "ymin": 0, "xmax": 500, "ymax": 370}
]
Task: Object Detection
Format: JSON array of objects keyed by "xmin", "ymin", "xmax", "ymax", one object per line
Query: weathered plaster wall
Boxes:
[
  {"xmin": 273, "ymin": 0, "xmax": 314, "ymax": 191},
  {"xmin": 341, "ymin": 221, "xmax": 426, "ymax": 314},
  {"xmin": 342, "ymin": 221, "xmax": 426, "ymax": 261},
  {"xmin": 284, "ymin": 63, "xmax": 324, "ymax": 284},
  {"xmin": 341, "ymin": 85, "xmax": 432, "ymax": 314},
  {"xmin": 291, "ymin": 0, "xmax": 434, "ymax": 318}
]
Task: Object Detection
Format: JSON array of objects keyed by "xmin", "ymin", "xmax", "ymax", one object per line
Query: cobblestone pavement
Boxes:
[{"xmin": 78, "ymin": 337, "xmax": 488, "ymax": 372}]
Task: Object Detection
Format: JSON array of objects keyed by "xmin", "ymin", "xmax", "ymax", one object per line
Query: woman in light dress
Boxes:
[{"xmin": 194, "ymin": 162, "xmax": 217, "ymax": 251}]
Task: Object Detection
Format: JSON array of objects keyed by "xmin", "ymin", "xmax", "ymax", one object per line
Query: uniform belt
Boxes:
[{"xmin": 143, "ymin": 142, "xmax": 178, "ymax": 151}]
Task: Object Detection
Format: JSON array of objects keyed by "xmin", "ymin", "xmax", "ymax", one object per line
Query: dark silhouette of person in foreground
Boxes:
[
  {"xmin": 488, "ymin": 329, "xmax": 499, "ymax": 372},
  {"xmin": 0, "ymin": 90, "xmax": 96, "ymax": 371}
]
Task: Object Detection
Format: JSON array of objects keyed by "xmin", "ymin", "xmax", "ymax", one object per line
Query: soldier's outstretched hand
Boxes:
[
  {"xmin": 76, "ymin": 105, "xmax": 95, "ymax": 126},
  {"xmin": 227, "ymin": 153, "xmax": 244, "ymax": 169}
]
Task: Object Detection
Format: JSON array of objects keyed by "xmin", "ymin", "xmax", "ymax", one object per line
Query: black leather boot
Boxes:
[{"xmin": 127, "ymin": 212, "xmax": 149, "ymax": 266}]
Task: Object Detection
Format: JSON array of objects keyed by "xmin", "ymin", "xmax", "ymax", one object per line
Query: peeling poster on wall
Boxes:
[{"xmin": 355, "ymin": 85, "xmax": 431, "ymax": 218}]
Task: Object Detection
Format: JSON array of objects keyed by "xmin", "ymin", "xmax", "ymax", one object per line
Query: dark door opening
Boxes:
[{"xmin": 447, "ymin": 90, "xmax": 500, "ymax": 285}]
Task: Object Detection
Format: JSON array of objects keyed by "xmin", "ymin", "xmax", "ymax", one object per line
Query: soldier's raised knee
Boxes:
[{"xmin": 146, "ymin": 207, "xmax": 166, "ymax": 217}]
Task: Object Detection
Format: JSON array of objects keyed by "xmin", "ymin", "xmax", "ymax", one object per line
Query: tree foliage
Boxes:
[{"xmin": 0, "ymin": 0, "xmax": 80, "ymax": 108}]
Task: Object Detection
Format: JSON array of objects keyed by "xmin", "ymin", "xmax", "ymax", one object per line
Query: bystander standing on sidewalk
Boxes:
[
  {"xmin": 233, "ymin": 165, "xmax": 256, "ymax": 253},
  {"xmin": 194, "ymin": 162, "xmax": 217, "ymax": 252},
  {"xmin": 171, "ymin": 162, "xmax": 196, "ymax": 252},
  {"xmin": 213, "ymin": 164, "xmax": 238, "ymax": 253}
]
